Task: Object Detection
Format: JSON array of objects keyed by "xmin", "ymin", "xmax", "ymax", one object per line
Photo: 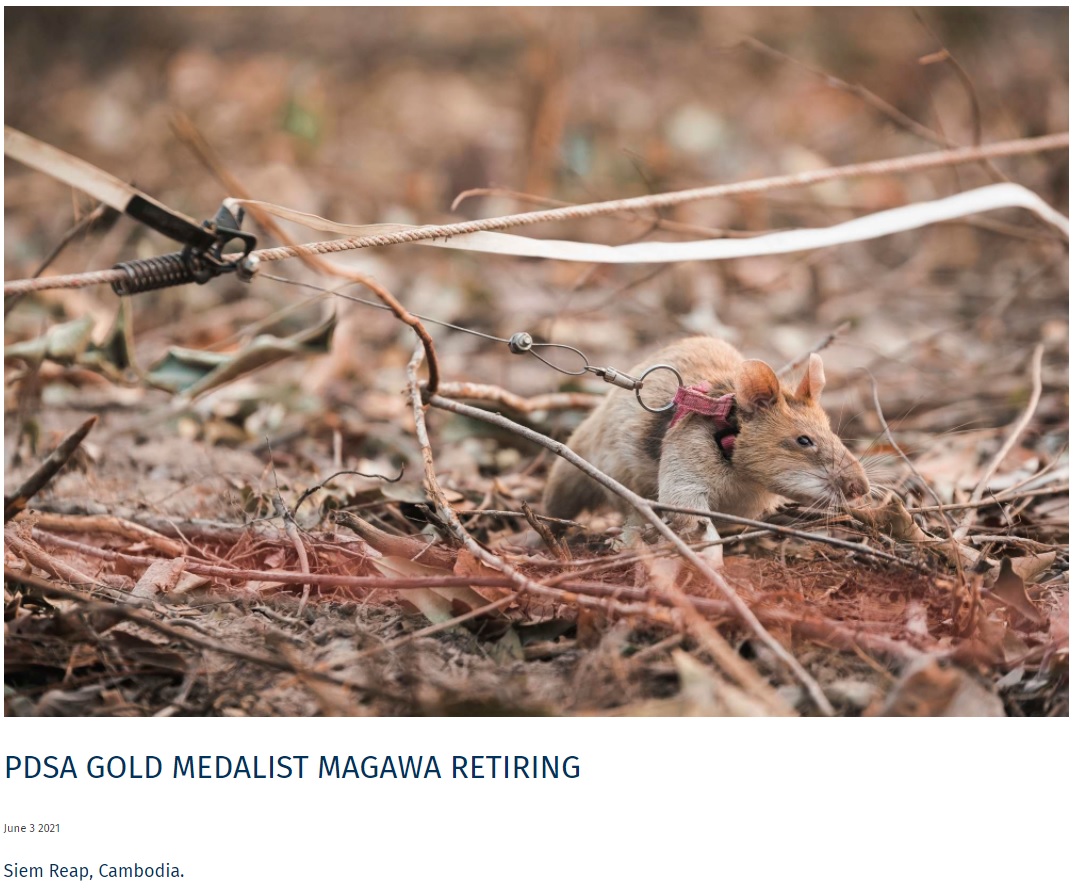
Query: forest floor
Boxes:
[{"xmin": 4, "ymin": 8, "xmax": 1068, "ymax": 716}]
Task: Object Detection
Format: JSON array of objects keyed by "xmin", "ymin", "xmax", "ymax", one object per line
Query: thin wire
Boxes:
[
  {"xmin": 527, "ymin": 345, "xmax": 589, "ymax": 376},
  {"xmin": 263, "ymin": 271, "xmax": 592, "ymax": 376},
  {"xmin": 262, "ymin": 272, "xmax": 510, "ymax": 343}
]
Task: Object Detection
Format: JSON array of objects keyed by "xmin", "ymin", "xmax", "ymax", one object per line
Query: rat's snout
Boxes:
[
  {"xmin": 845, "ymin": 473, "xmax": 869, "ymax": 500},
  {"xmin": 840, "ymin": 461, "xmax": 870, "ymax": 501}
]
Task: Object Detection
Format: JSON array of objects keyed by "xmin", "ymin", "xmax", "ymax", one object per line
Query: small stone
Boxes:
[
  {"xmin": 776, "ymin": 684, "xmax": 804, "ymax": 709},
  {"xmin": 826, "ymin": 679, "xmax": 881, "ymax": 711}
]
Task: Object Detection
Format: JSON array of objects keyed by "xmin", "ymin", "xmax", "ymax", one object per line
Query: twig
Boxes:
[
  {"xmin": 425, "ymin": 390, "xmax": 837, "ymax": 714},
  {"xmin": 906, "ymin": 483, "xmax": 1067, "ymax": 514},
  {"xmin": 914, "ymin": 12, "xmax": 1007, "ymax": 184},
  {"xmin": 865, "ymin": 372, "xmax": 952, "ymax": 526},
  {"xmin": 252, "ymin": 604, "xmax": 305, "ymax": 627},
  {"xmin": 331, "ymin": 510, "xmax": 455, "ymax": 569},
  {"xmin": 331, "ymin": 264, "xmax": 441, "ymax": 393},
  {"xmin": 29, "ymin": 501, "xmax": 284, "ymax": 545},
  {"xmin": 991, "ymin": 447, "xmax": 1068, "ymax": 498},
  {"xmin": 4, "ymin": 416, "xmax": 97, "ymax": 522},
  {"xmin": 645, "ymin": 502, "xmax": 923, "ymax": 570},
  {"xmin": 521, "ymin": 501, "xmax": 571, "ymax": 561},
  {"xmin": 631, "ymin": 633, "xmax": 687, "ymax": 661},
  {"xmin": 860, "ymin": 376, "xmax": 974, "ymax": 579},
  {"xmin": 456, "ymin": 508, "xmax": 585, "ymax": 529},
  {"xmin": 738, "ymin": 37, "xmax": 953, "ymax": 149},
  {"xmin": 283, "ymin": 513, "xmax": 312, "ymax": 613},
  {"xmin": 348, "ymin": 594, "xmax": 520, "ymax": 665},
  {"xmin": 7, "ymin": 529, "xmax": 102, "ymax": 587},
  {"xmin": 29, "ymin": 525, "xmax": 511, "ymax": 592},
  {"xmin": 435, "ymin": 381, "xmax": 602, "ymax": 414},
  {"xmin": 264, "ymin": 442, "xmax": 313, "ymax": 615},
  {"xmin": 293, "ymin": 467, "xmax": 404, "ymax": 514},
  {"xmin": 775, "ymin": 322, "xmax": 851, "ymax": 376},
  {"xmin": 791, "ymin": 616, "xmax": 927, "ymax": 663},
  {"xmin": 953, "ymin": 345, "xmax": 1044, "ymax": 540},
  {"xmin": 30, "ymin": 512, "xmax": 185, "ymax": 557}
]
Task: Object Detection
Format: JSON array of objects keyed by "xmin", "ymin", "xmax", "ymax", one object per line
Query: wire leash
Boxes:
[{"xmin": 261, "ymin": 272, "xmax": 684, "ymax": 412}]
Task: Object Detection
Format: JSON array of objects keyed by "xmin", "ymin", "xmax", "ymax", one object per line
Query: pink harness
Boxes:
[{"xmin": 670, "ymin": 384, "xmax": 738, "ymax": 457}]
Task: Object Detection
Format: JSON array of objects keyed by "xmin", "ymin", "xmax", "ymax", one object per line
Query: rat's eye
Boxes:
[{"xmin": 796, "ymin": 435, "xmax": 815, "ymax": 448}]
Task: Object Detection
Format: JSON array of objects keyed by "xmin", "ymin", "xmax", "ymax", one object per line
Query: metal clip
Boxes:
[
  {"xmin": 508, "ymin": 332, "xmax": 534, "ymax": 354},
  {"xmin": 111, "ymin": 203, "xmax": 258, "ymax": 296},
  {"xmin": 504, "ymin": 331, "xmax": 684, "ymax": 415},
  {"xmin": 588, "ymin": 365, "xmax": 640, "ymax": 390}
]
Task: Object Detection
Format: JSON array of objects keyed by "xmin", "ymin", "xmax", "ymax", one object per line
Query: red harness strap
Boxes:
[{"xmin": 669, "ymin": 384, "xmax": 738, "ymax": 457}]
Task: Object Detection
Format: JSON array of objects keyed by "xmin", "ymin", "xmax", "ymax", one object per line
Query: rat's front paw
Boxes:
[
  {"xmin": 664, "ymin": 512, "xmax": 713, "ymax": 540},
  {"xmin": 696, "ymin": 540, "xmax": 724, "ymax": 570},
  {"xmin": 662, "ymin": 512, "xmax": 723, "ymax": 569}
]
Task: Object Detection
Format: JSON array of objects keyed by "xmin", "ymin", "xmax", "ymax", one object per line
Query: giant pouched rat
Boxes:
[{"xmin": 543, "ymin": 337, "xmax": 869, "ymax": 546}]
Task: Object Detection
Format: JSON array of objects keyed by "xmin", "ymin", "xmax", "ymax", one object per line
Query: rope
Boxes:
[{"xmin": 4, "ymin": 132, "xmax": 1067, "ymax": 297}]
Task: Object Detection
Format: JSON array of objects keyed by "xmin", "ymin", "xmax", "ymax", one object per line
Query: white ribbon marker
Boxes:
[{"xmin": 239, "ymin": 182, "xmax": 1067, "ymax": 266}]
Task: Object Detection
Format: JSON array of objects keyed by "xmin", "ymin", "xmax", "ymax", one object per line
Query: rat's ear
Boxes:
[
  {"xmin": 735, "ymin": 360, "xmax": 782, "ymax": 413},
  {"xmin": 795, "ymin": 353, "xmax": 825, "ymax": 402}
]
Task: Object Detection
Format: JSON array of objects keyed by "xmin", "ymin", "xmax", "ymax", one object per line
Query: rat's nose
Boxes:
[{"xmin": 845, "ymin": 474, "xmax": 869, "ymax": 499}]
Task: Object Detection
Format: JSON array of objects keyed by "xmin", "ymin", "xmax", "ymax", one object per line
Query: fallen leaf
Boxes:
[
  {"xmin": 988, "ymin": 557, "xmax": 1048, "ymax": 628},
  {"xmin": 373, "ymin": 553, "xmax": 488, "ymax": 625},
  {"xmin": 131, "ymin": 558, "xmax": 187, "ymax": 600},
  {"xmin": 875, "ymin": 656, "xmax": 1005, "ymax": 716},
  {"xmin": 4, "ymin": 316, "xmax": 95, "ymax": 364},
  {"xmin": 670, "ymin": 651, "xmax": 786, "ymax": 716},
  {"xmin": 145, "ymin": 313, "xmax": 336, "ymax": 396},
  {"xmin": 453, "ymin": 549, "xmax": 514, "ymax": 605},
  {"xmin": 855, "ymin": 494, "xmax": 986, "ymax": 576},
  {"xmin": 108, "ymin": 630, "xmax": 187, "ymax": 672},
  {"xmin": 1009, "ymin": 551, "xmax": 1056, "ymax": 584}
]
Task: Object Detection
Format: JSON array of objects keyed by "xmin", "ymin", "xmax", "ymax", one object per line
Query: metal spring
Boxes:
[{"xmin": 111, "ymin": 253, "xmax": 195, "ymax": 296}]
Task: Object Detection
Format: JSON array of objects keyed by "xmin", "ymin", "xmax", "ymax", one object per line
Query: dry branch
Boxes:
[
  {"xmin": 4, "ymin": 416, "xmax": 97, "ymax": 523},
  {"xmin": 435, "ymin": 381, "xmax": 602, "ymax": 414},
  {"xmin": 27, "ymin": 513, "xmax": 184, "ymax": 557}
]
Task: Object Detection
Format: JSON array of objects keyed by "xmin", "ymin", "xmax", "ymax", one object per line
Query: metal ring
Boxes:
[{"xmin": 635, "ymin": 364, "xmax": 683, "ymax": 413}]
